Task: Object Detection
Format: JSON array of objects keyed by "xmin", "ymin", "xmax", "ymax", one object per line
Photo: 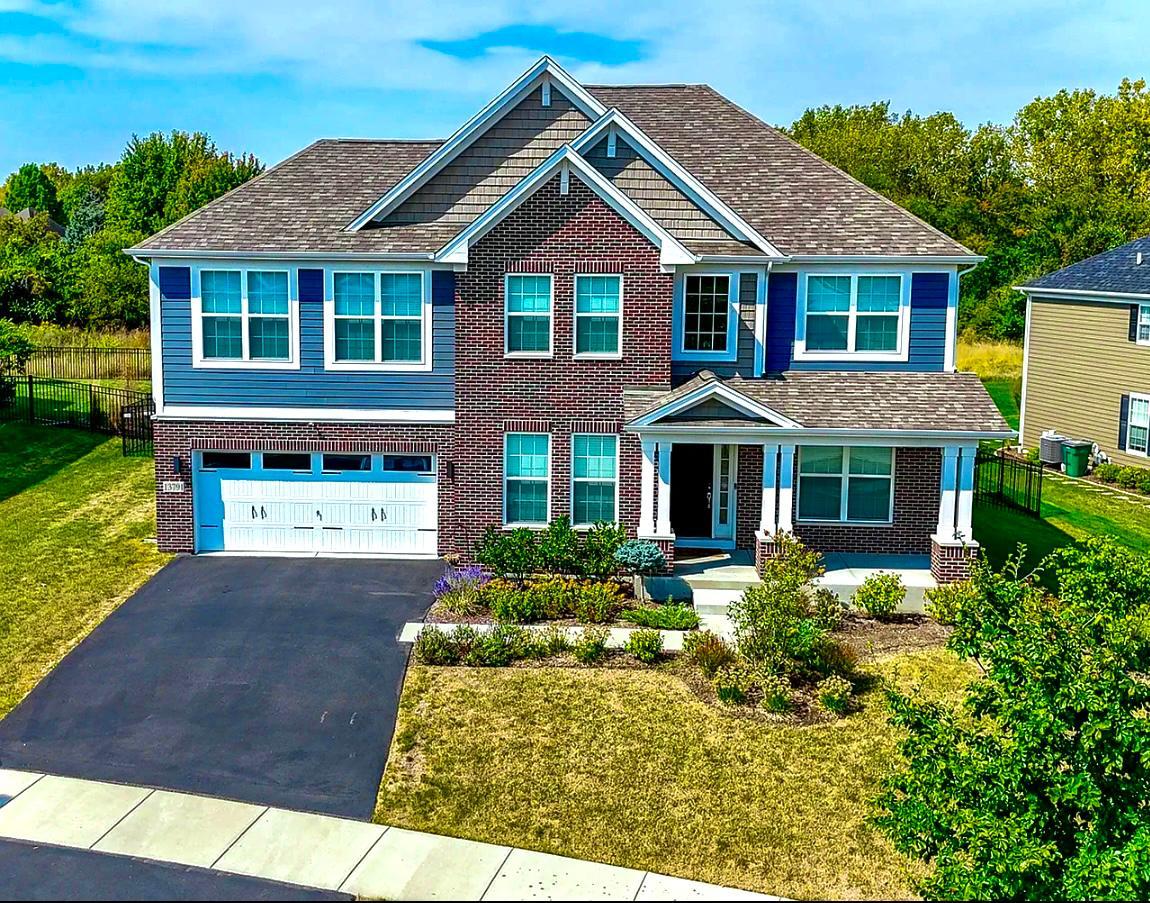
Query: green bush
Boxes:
[
  {"xmin": 613, "ymin": 539, "xmax": 667, "ymax": 576},
  {"xmin": 528, "ymin": 624, "xmax": 573, "ymax": 658},
  {"xmin": 682, "ymin": 630, "xmax": 736, "ymax": 678},
  {"xmin": 572, "ymin": 626, "xmax": 610, "ymax": 664},
  {"xmin": 713, "ymin": 664, "xmax": 755, "ymax": 705},
  {"xmin": 924, "ymin": 579, "xmax": 977, "ymax": 626},
  {"xmin": 852, "ymin": 572, "xmax": 905, "ymax": 619},
  {"xmin": 482, "ymin": 579, "xmax": 540, "ymax": 623},
  {"xmin": 625, "ymin": 628, "xmax": 663, "ymax": 664},
  {"xmin": 810, "ymin": 636, "xmax": 859, "ymax": 677},
  {"xmin": 530, "ymin": 576, "xmax": 581, "ymax": 620},
  {"xmin": 1093, "ymin": 462, "xmax": 1121, "ymax": 483},
  {"xmin": 537, "ymin": 516, "xmax": 582, "ymax": 576},
  {"xmin": 1116, "ymin": 466, "xmax": 1145, "ymax": 491},
  {"xmin": 414, "ymin": 624, "xmax": 480, "ymax": 665},
  {"xmin": 1140, "ymin": 473, "xmax": 1150, "ymax": 496},
  {"xmin": 817, "ymin": 675, "xmax": 852, "ymax": 715},
  {"xmin": 810, "ymin": 586, "xmax": 846, "ymax": 631},
  {"xmin": 571, "ymin": 580, "xmax": 624, "ymax": 624},
  {"xmin": 730, "ymin": 579, "xmax": 827, "ymax": 676},
  {"xmin": 621, "ymin": 603, "xmax": 699, "ymax": 630},
  {"xmin": 464, "ymin": 624, "xmax": 529, "ymax": 667},
  {"xmin": 759, "ymin": 672, "xmax": 793, "ymax": 713},
  {"xmin": 476, "ymin": 527, "xmax": 538, "ymax": 578},
  {"xmin": 762, "ymin": 532, "xmax": 825, "ymax": 583},
  {"xmin": 582, "ymin": 521, "xmax": 628, "ymax": 580}
]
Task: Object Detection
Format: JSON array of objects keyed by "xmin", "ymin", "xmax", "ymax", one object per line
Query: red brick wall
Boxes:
[
  {"xmin": 153, "ymin": 418, "xmax": 455, "ymax": 554},
  {"xmin": 451, "ymin": 172, "xmax": 674, "ymax": 556},
  {"xmin": 735, "ymin": 444, "xmax": 764, "ymax": 550}
]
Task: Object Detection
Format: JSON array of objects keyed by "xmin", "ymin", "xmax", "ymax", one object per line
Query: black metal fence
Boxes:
[
  {"xmin": 0, "ymin": 374, "xmax": 154, "ymax": 455},
  {"xmin": 25, "ymin": 346, "xmax": 151, "ymax": 382},
  {"xmin": 975, "ymin": 450, "xmax": 1043, "ymax": 517}
]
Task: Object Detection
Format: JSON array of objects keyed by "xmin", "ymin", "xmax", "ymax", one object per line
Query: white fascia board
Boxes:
[
  {"xmin": 573, "ymin": 110, "xmax": 784, "ymax": 259},
  {"xmin": 1015, "ymin": 285, "xmax": 1150, "ymax": 303},
  {"xmin": 346, "ymin": 56, "xmax": 607, "ymax": 232},
  {"xmin": 626, "ymin": 424, "xmax": 1015, "ymax": 445},
  {"xmin": 436, "ymin": 146, "xmax": 696, "ymax": 267},
  {"xmin": 125, "ymin": 248, "xmax": 437, "ymax": 262},
  {"xmin": 629, "ymin": 380, "xmax": 802, "ymax": 429},
  {"xmin": 157, "ymin": 406, "xmax": 455, "ymax": 423}
]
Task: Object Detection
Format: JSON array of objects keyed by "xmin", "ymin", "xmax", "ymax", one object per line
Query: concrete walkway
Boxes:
[{"xmin": 0, "ymin": 769, "xmax": 777, "ymax": 900}]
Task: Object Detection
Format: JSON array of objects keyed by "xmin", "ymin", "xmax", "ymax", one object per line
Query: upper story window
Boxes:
[
  {"xmin": 193, "ymin": 268, "xmax": 297, "ymax": 369},
  {"xmin": 797, "ymin": 446, "xmax": 894, "ymax": 524},
  {"xmin": 505, "ymin": 274, "xmax": 553, "ymax": 356},
  {"xmin": 795, "ymin": 273, "xmax": 910, "ymax": 362},
  {"xmin": 1137, "ymin": 304, "xmax": 1150, "ymax": 345},
  {"xmin": 683, "ymin": 275, "xmax": 730, "ymax": 353},
  {"xmin": 574, "ymin": 275, "xmax": 622, "ymax": 358},
  {"xmin": 323, "ymin": 269, "xmax": 432, "ymax": 371}
]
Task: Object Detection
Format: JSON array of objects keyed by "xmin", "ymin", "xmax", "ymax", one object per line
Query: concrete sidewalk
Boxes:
[{"xmin": 0, "ymin": 769, "xmax": 778, "ymax": 900}]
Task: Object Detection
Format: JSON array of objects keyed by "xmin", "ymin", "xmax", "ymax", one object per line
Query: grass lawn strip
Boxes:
[
  {"xmin": 376, "ymin": 648, "xmax": 974, "ymax": 901},
  {"xmin": 0, "ymin": 424, "xmax": 170, "ymax": 717}
]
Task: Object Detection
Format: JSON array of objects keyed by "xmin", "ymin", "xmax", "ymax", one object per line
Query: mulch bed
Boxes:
[{"xmin": 837, "ymin": 612, "xmax": 951, "ymax": 658}]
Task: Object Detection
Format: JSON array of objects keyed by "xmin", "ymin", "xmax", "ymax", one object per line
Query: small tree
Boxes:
[
  {"xmin": 2, "ymin": 163, "xmax": 62, "ymax": 221},
  {"xmin": 874, "ymin": 539, "xmax": 1150, "ymax": 900}
]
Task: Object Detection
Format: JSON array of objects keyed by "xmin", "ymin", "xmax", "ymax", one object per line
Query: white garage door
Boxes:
[{"xmin": 194, "ymin": 452, "xmax": 437, "ymax": 556}]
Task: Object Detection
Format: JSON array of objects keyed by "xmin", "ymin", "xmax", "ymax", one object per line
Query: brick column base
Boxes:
[
  {"xmin": 755, "ymin": 530, "xmax": 784, "ymax": 575},
  {"xmin": 650, "ymin": 538, "xmax": 675, "ymax": 573},
  {"xmin": 931, "ymin": 535, "xmax": 980, "ymax": 583}
]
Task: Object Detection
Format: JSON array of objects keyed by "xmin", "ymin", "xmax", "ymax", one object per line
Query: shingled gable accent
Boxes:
[
  {"xmin": 348, "ymin": 56, "xmax": 606, "ymax": 232},
  {"xmin": 436, "ymin": 145, "xmax": 696, "ymax": 268},
  {"xmin": 628, "ymin": 373, "xmax": 801, "ymax": 429}
]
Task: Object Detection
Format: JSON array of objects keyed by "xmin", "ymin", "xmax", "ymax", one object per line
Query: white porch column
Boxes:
[
  {"xmin": 758, "ymin": 443, "xmax": 779, "ymax": 536},
  {"xmin": 656, "ymin": 440, "xmax": 673, "ymax": 537},
  {"xmin": 955, "ymin": 446, "xmax": 976, "ymax": 541},
  {"xmin": 639, "ymin": 438, "xmax": 656, "ymax": 536},
  {"xmin": 776, "ymin": 444, "xmax": 796, "ymax": 533},
  {"xmin": 936, "ymin": 445, "xmax": 959, "ymax": 538}
]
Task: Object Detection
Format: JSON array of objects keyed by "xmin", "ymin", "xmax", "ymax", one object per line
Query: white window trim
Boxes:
[
  {"xmin": 573, "ymin": 274, "xmax": 624, "ymax": 360},
  {"xmin": 673, "ymin": 271, "xmax": 739, "ymax": 362},
  {"xmin": 503, "ymin": 432, "xmax": 552, "ymax": 527},
  {"xmin": 1127, "ymin": 392, "xmax": 1150, "ymax": 457},
  {"xmin": 322, "ymin": 265, "xmax": 434, "ymax": 372},
  {"xmin": 570, "ymin": 433, "xmax": 620, "ymax": 527},
  {"xmin": 795, "ymin": 446, "xmax": 896, "ymax": 525},
  {"xmin": 1137, "ymin": 304, "xmax": 1150, "ymax": 347},
  {"xmin": 793, "ymin": 271, "xmax": 912, "ymax": 363},
  {"xmin": 190, "ymin": 264, "xmax": 300, "ymax": 370},
  {"xmin": 504, "ymin": 273, "xmax": 554, "ymax": 358}
]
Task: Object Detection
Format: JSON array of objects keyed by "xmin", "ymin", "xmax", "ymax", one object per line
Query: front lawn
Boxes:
[
  {"xmin": 376, "ymin": 649, "xmax": 974, "ymax": 901},
  {"xmin": 0, "ymin": 424, "xmax": 169, "ymax": 717}
]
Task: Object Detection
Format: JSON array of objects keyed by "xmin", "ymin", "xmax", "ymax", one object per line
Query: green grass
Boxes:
[
  {"xmin": 376, "ymin": 650, "xmax": 974, "ymax": 901},
  {"xmin": 981, "ymin": 378, "xmax": 1020, "ymax": 431},
  {"xmin": 0, "ymin": 424, "xmax": 170, "ymax": 717}
]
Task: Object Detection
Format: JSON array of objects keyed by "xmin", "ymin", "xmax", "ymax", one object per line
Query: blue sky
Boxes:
[{"xmin": 0, "ymin": 0, "xmax": 1146, "ymax": 177}]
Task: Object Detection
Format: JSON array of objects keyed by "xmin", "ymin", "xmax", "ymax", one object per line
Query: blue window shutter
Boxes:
[
  {"xmin": 1119, "ymin": 393, "xmax": 1131, "ymax": 450},
  {"xmin": 432, "ymin": 269, "xmax": 455, "ymax": 304},
  {"xmin": 158, "ymin": 266, "xmax": 191, "ymax": 300},
  {"xmin": 1130, "ymin": 306, "xmax": 1140, "ymax": 342},
  {"xmin": 298, "ymin": 268, "xmax": 324, "ymax": 303},
  {"xmin": 765, "ymin": 271, "xmax": 797, "ymax": 372}
]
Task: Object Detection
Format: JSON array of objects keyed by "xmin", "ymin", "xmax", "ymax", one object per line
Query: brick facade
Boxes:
[{"xmin": 930, "ymin": 537, "xmax": 980, "ymax": 582}]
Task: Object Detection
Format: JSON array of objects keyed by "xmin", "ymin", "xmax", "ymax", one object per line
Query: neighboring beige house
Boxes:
[{"xmin": 1018, "ymin": 236, "xmax": 1150, "ymax": 467}]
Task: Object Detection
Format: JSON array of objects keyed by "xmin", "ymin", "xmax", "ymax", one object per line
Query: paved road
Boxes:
[{"xmin": 0, "ymin": 556, "xmax": 439, "ymax": 819}]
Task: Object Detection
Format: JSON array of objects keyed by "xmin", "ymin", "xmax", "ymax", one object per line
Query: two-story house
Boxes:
[
  {"xmin": 128, "ymin": 57, "xmax": 1010, "ymax": 582},
  {"xmin": 1019, "ymin": 236, "xmax": 1150, "ymax": 466}
]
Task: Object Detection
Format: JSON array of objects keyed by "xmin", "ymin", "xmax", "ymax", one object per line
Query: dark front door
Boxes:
[{"xmin": 671, "ymin": 443, "xmax": 713, "ymax": 539}]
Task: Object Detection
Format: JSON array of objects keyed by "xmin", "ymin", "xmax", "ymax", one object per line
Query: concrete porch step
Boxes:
[{"xmin": 691, "ymin": 588, "xmax": 744, "ymax": 617}]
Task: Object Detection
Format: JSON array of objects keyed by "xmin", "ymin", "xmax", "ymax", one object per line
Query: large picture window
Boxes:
[
  {"xmin": 797, "ymin": 446, "xmax": 894, "ymax": 523},
  {"xmin": 682, "ymin": 274, "xmax": 731, "ymax": 353},
  {"xmin": 196, "ymin": 268, "xmax": 295, "ymax": 367},
  {"xmin": 802, "ymin": 274, "xmax": 904, "ymax": 356},
  {"xmin": 505, "ymin": 274, "xmax": 553, "ymax": 355},
  {"xmin": 504, "ymin": 433, "xmax": 550, "ymax": 525},
  {"xmin": 329, "ymin": 271, "xmax": 428, "ymax": 368},
  {"xmin": 572, "ymin": 434, "xmax": 617, "ymax": 525},
  {"xmin": 574, "ymin": 275, "xmax": 622, "ymax": 357}
]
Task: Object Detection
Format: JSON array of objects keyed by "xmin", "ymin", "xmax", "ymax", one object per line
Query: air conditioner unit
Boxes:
[{"xmin": 1039, "ymin": 430, "xmax": 1067, "ymax": 465}]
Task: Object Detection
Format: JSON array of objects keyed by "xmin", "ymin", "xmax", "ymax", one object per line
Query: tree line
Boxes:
[{"xmin": 0, "ymin": 132, "xmax": 261, "ymax": 329}]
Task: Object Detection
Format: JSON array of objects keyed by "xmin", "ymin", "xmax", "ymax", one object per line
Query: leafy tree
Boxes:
[
  {"xmin": 2, "ymin": 163, "xmax": 63, "ymax": 222},
  {"xmin": 0, "ymin": 211, "xmax": 65, "ymax": 321},
  {"xmin": 874, "ymin": 540, "xmax": 1150, "ymax": 900},
  {"xmin": 63, "ymin": 188, "xmax": 106, "ymax": 249},
  {"xmin": 58, "ymin": 164, "xmax": 116, "ymax": 223},
  {"xmin": 67, "ymin": 226, "xmax": 148, "ymax": 327},
  {"xmin": 0, "ymin": 318, "xmax": 34, "ymax": 371}
]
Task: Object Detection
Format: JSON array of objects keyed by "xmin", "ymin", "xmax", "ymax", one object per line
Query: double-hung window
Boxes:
[
  {"xmin": 797, "ymin": 446, "xmax": 894, "ymax": 523},
  {"xmin": 574, "ymin": 275, "xmax": 622, "ymax": 357},
  {"xmin": 196, "ymin": 268, "xmax": 295, "ymax": 367},
  {"xmin": 1128, "ymin": 395, "xmax": 1150, "ymax": 455},
  {"xmin": 1137, "ymin": 304, "xmax": 1150, "ymax": 345},
  {"xmin": 682, "ymin": 274, "xmax": 732, "ymax": 354},
  {"xmin": 801, "ymin": 274, "xmax": 905, "ymax": 357},
  {"xmin": 504, "ymin": 433, "xmax": 550, "ymax": 525},
  {"xmin": 572, "ymin": 435, "xmax": 617, "ymax": 525},
  {"xmin": 327, "ymin": 271, "xmax": 429, "ymax": 369},
  {"xmin": 505, "ymin": 274, "xmax": 552, "ymax": 355}
]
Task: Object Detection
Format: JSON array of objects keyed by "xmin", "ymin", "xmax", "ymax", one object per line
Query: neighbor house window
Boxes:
[
  {"xmin": 682, "ymin": 275, "xmax": 731, "ymax": 353},
  {"xmin": 797, "ymin": 446, "xmax": 894, "ymax": 523},
  {"xmin": 572, "ymin": 434, "xmax": 617, "ymax": 525},
  {"xmin": 1129, "ymin": 395, "xmax": 1150, "ymax": 455},
  {"xmin": 330, "ymin": 271, "xmax": 428, "ymax": 367},
  {"xmin": 504, "ymin": 433, "xmax": 550, "ymax": 524},
  {"xmin": 1138, "ymin": 304, "xmax": 1150, "ymax": 345},
  {"xmin": 803, "ymin": 274, "xmax": 903, "ymax": 354},
  {"xmin": 505, "ymin": 274, "xmax": 552, "ymax": 355},
  {"xmin": 574, "ymin": 275, "xmax": 622, "ymax": 357},
  {"xmin": 197, "ymin": 269, "xmax": 294, "ymax": 365}
]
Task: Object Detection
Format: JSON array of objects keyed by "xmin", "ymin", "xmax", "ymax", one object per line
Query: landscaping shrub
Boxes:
[
  {"xmin": 763, "ymin": 532, "xmax": 825, "ymax": 583},
  {"xmin": 817, "ymin": 675, "xmax": 852, "ymax": 715},
  {"xmin": 1093, "ymin": 462, "xmax": 1121, "ymax": 484},
  {"xmin": 536, "ymin": 516, "xmax": 582, "ymax": 576},
  {"xmin": 614, "ymin": 539, "xmax": 667, "ymax": 577},
  {"xmin": 572, "ymin": 626, "xmax": 609, "ymax": 664},
  {"xmin": 571, "ymin": 580, "xmax": 624, "ymax": 623},
  {"xmin": 713, "ymin": 664, "xmax": 755, "ymax": 705},
  {"xmin": 810, "ymin": 636, "xmax": 859, "ymax": 677},
  {"xmin": 852, "ymin": 572, "xmax": 905, "ymax": 620},
  {"xmin": 621, "ymin": 602, "xmax": 699, "ymax": 630},
  {"xmin": 682, "ymin": 630, "xmax": 736, "ymax": 678},
  {"xmin": 810, "ymin": 586, "xmax": 845, "ymax": 631},
  {"xmin": 414, "ymin": 624, "xmax": 479, "ymax": 665},
  {"xmin": 924, "ymin": 579, "xmax": 977, "ymax": 626},
  {"xmin": 476, "ymin": 527, "xmax": 538, "ymax": 578},
  {"xmin": 528, "ymin": 624, "xmax": 573, "ymax": 658},
  {"xmin": 464, "ymin": 624, "xmax": 529, "ymax": 667},
  {"xmin": 530, "ymin": 575, "xmax": 581, "ymax": 620},
  {"xmin": 625, "ymin": 628, "xmax": 664, "ymax": 664},
  {"xmin": 582, "ymin": 521, "xmax": 628, "ymax": 580},
  {"xmin": 483, "ymin": 579, "xmax": 546, "ymax": 624},
  {"xmin": 1116, "ymin": 465, "xmax": 1146, "ymax": 491},
  {"xmin": 759, "ymin": 672, "xmax": 793, "ymax": 713},
  {"xmin": 730, "ymin": 579, "xmax": 828, "ymax": 676},
  {"xmin": 432, "ymin": 564, "xmax": 488, "ymax": 616}
]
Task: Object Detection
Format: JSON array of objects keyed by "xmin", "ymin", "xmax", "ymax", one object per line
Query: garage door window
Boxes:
[
  {"xmin": 322, "ymin": 454, "xmax": 372, "ymax": 472},
  {"xmin": 200, "ymin": 451, "xmax": 251, "ymax": 470},
  {"xmin": 504, "ymin": 433, "xmax": 550, "ymax": 525},
  {"xmin": 263, "ymin": 452, "xmax": 312, "ymax": 471},
  {"xmin": 383, "ymin": 455, "xmax": 433, "ymax": 474}
]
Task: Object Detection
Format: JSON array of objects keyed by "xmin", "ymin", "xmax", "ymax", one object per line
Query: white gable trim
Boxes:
[
  {"xmin": 573, "ymin": 109, "xmax": 784, "ymax": 259},
  {"xmin": 629, "ymin": 380, "xmax": 802, "ymax": 429},
  {"xmin": 346, "ymin": 57, "xmax": 607, "ymax": 232},
  {"xmin": 436, "ymin": 146, "xmax": 696, "ymax": 268}
]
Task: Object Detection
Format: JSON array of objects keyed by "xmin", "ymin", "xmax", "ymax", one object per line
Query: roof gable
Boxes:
[
  {"xmin": 1022, "ymin": 235, "xmax": 1150, "ymax": 298},
  {"xmin": 629, "ymin": 375, "xmax": 802, "ymax": 428}
]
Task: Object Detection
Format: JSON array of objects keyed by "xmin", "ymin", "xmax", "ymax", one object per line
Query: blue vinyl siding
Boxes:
[
  {"xmin": 764, "ymin": 271, "xmax": 948, "ymax": 373},
  {"xmin": 159, "ymin": 266, "xmax": 455, "ymax": 410}
]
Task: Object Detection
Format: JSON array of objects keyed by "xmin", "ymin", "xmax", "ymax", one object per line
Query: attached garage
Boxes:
[{"xmin": 192, "ymin": 451, "xmax": 438, "ymax": 556}]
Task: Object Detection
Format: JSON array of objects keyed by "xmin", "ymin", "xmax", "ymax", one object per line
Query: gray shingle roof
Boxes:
[
  {"xmin": 625, "ymin": 370, "xmax": 1010, "ymax": 433},
  {"xmin": 1022, "ymin": 235, "xmax": 1150, "ymax": 296},
  {"xmin": 136, "ymin": 84, "xmax": 974, "ymax": 258}
]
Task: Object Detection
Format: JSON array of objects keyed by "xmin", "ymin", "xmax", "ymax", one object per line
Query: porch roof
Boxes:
[{"xmin": 624, "ymin": 370, "xmax": 1012, "ymax": 434}]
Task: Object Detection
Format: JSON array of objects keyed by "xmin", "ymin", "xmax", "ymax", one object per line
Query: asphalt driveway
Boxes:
[{"xmin": 0, "ymin": 556, "xmax": 439, "ymax": 820}]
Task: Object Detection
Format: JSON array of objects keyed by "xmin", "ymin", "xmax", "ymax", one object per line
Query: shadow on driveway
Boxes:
[{"xmin": 0, "ymin": 555, "xmax": 439, "ymax": 820}]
